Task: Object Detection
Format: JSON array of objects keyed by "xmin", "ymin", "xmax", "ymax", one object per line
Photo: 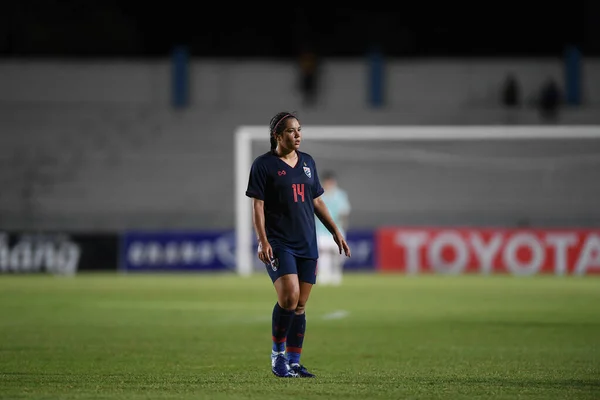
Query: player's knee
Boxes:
[
  {"xmin": 278, "ymin": 287, "xmax": 299, "ymax": 310},
  {"xmin": 279, "ymin": 294, "xmax": 298, "ymax": 310},
  {"xmin": 275, "ymin": 275, "xmax": 300, "ymax": 309}
]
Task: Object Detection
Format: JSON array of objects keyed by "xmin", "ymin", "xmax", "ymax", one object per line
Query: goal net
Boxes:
[{"xmin": 234, "ymin": 126, "xmax": 600, "ymax": 276}]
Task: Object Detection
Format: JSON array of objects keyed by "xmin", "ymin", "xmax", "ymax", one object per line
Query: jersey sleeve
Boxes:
[
  {"xmin": 245, "ymin": 158, "xmax": 267, "ymax": 200},
  {"xmin": 312, "ymin": 159, "xmax": 325, "ymax": 199}
]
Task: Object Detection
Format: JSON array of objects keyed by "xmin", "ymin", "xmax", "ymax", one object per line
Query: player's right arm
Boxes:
[
  {"xmin": 246, "ymin": 157, "xmax": 272, "ymax": 264},
  {"xmin": 252, "ymin": 198, "xmax": 273, "ymax": 264}
]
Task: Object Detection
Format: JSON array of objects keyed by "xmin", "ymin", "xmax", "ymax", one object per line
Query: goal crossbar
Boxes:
[{"xmin": 234, "ymin": 125, "xmax": 600, "ymax": 276}]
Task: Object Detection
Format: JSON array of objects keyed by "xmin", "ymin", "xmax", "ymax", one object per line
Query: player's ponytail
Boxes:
[{"xmin": 268, "ymin": 111, "xmax": 297, "ymax": 154}]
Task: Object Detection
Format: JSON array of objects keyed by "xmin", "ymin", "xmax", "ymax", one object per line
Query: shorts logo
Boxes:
[
  {"xmin": 270, "ymin": 258, "xmax": 279, "ymax": 271},
  {"xmin": 303, "ymin": 167, "xmax": 311, "ymax": 178}
]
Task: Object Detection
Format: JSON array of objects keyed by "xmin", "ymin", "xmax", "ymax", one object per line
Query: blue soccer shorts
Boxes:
[{"xmin": 265, "ymin": 248, "xmax": 317, "ymax": 285}]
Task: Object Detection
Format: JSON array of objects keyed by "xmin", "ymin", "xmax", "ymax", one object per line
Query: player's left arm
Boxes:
[{"xmin": 314, "ymin": 197, "xmax": 351, "ymax": 257}]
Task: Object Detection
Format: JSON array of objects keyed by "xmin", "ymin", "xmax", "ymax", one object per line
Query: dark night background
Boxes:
[{"xmin": 0, "ymin": 1, "xmax": 597, "ymax": 58}]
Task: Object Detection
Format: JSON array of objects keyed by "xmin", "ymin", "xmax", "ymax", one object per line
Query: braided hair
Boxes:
[{"xmin": 268, "ymin": 111, "xmax": 298, "ymax": 154}]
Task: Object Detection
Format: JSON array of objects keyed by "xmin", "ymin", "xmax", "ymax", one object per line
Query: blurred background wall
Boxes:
[{"xmin": 2, "ymin": 59, "xmax": 600, "ymax": 231}]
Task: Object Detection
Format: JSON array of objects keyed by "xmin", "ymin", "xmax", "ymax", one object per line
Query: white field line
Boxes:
[{"xmin": 321, "ymin": 310, "xmax": 350, "ymax": 320}]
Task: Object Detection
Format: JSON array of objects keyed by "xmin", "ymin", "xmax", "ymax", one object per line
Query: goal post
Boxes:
[{"xmin": 234, "ymin": 125, "xmax": 600, "ymax": 276}]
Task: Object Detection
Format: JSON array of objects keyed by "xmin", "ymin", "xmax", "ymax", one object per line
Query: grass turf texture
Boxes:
[{"xmin": 0, "ymin": 272, "xmax": 598, "ymax": 399}]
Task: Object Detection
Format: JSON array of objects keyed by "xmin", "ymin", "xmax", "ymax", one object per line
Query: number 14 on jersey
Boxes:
[{"xmin": 292, "ymin": 183, "xmax": 305, "ymax": 203}]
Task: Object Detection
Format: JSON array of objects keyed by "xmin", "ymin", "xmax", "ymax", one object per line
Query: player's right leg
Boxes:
[{"xmin": 266, "ymin": 249, "xmax": 300, "ymax": 378}]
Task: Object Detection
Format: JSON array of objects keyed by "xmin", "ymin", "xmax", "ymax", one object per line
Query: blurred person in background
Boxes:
[
  {"xmin": 501, "ymin": 72, "xmax": 521, "ymax": 108},
  {"xmin": 538, "ymin": 77, "xmax": 561, "ymax": 123},
  {"xmin": 316, "ymin": 170, "xmax": 351, "ymax": 286},
  {"xmin": 297, "ymin": 47, "xmax": 320, "ymax": 107}
]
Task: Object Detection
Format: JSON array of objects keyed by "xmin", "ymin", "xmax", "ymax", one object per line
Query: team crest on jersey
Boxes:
[{"xmin": 303, "ymin": 166, "xmax": 312, "ymax": 178}]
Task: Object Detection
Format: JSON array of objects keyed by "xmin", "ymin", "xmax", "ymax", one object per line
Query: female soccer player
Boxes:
[{"xmin": 245, "ymin": 111, "xmax": 351, "ymax": 378}]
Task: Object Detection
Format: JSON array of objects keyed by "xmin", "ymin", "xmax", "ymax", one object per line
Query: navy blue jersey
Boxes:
[{"xmin": 246, "ymin": 151, "xmax": 324, "ymax": 259}]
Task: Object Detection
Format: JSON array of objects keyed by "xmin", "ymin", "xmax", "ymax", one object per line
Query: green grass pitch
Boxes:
[{"xmin": 0, "ymin": 272, "xmax": 598, "ymax": 399}]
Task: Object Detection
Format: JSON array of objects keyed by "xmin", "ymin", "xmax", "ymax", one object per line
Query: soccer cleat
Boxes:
[
  {"xmin": 290, "ymin": 363, "xmax": 315, "ymax": 378},
  {"xmin": 271, "ymin": 353, "xmax": 298, "ymax": 378}
]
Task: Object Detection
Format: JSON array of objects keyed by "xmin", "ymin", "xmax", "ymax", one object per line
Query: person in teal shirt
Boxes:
[{"xmin": 316, "ymin": 171, "xmax": 351, "ymax": 286}]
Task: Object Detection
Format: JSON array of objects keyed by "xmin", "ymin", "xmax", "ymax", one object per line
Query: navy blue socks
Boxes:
[
  {"xmin": 286, "ymin": 312, "xmax": 306, "ymax": 364},
  {"xmin": 271, "ymin": 302, "xmax": 295, "ymax": 353}
]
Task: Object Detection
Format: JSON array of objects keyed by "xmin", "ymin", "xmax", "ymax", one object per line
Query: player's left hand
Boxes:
[{"xmin": 333, "ymin": 232, "xmax": 351, "ymax": 257}]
